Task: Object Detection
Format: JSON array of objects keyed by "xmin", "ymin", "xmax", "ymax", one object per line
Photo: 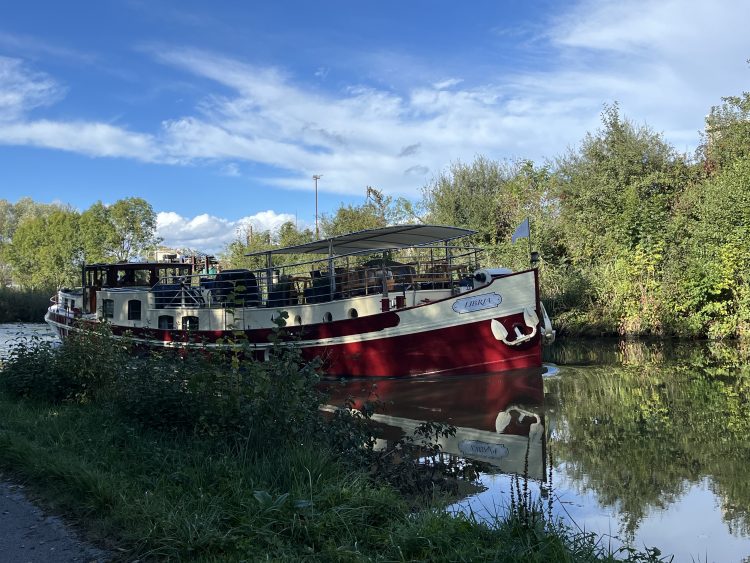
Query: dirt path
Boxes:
[{"xmin": 0, "ymin": 479, "xmax": 110, "ymax": 562}]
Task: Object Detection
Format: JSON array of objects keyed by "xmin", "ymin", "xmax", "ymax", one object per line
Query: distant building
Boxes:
[{"xmin": 153, "ymin": 247, "xmax": 182, "ymax": 262}]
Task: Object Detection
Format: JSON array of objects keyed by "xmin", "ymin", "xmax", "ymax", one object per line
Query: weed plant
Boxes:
[
  {"xmin": 0, "ymin": 322, "xmax": 126, "ymax": 403},
  {"xmin": 0, "ymin": 324, "xmax": 671, "ymax": 561}
]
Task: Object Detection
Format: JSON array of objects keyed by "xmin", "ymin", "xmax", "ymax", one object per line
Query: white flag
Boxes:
[{"xmin": 511, "ymin": 218, "xmax": 530, "ymax": 243}]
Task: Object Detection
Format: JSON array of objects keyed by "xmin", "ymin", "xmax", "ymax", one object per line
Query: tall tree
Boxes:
[
  {"xmin": 107, "ymin": 198, "xmax": 160, "ymax": 261},
  {"xmin": 421, "ymin": 157, "xmax": 554, "ymax": 269},
  {"xmin": 554, "ymin": 103, "xmax": 682, "ymax": 264},
  {"xmin": 701, "ymin": 91, "xmax": 750, "ymax": 174},
  {"xmin": 8, "ymin": 209, "xmax": 81, "ymax": 289},
  {"xmin": 0, "ymin": 198, "xmax": 69, "ymax": 286},
  {"xmin": 79, "ymin": 201, "xmax": 116, "ymax": 263},
  {"xmin": 320, "ymin": 188, "xmax": 392, "ymax": 237},
  {"xmin": 222, "ymin": 221, "xmax": 315, "ymax": 271}
]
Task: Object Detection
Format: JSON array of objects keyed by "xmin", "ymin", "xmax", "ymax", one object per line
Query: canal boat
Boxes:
[{"xmin": 45, "ymin": 224, "xmax": 554, "ymax": 377}]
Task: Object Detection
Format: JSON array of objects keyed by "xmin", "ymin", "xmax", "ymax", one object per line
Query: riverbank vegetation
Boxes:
[
  {"xmin": 2, "ymin": 87, "xmax": 749, "ymax": 338},
  {"xmin": 0, "ymin": 286, "xmax": 51, "ymax": 322},
  {"xmin": 0, "ymin": 329, "xmax": 668, "ymax": 561}
]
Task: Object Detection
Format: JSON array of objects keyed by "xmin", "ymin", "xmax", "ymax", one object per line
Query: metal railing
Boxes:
[{"xmin": 146, "ymin": 245, "xmax": 486, "ymax": 310}]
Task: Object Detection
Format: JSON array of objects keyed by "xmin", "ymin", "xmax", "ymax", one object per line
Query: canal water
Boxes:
[
  {"xmin": 2, "ymin": 325, "xmax": 750, "ymax": 561},
  {"xmin": 0, "ymin": 323, "xmax": 56, "ymax": 359},
  {"xmin": 323, "ymin": 338, "xmax": 750, "ymax": 563}
]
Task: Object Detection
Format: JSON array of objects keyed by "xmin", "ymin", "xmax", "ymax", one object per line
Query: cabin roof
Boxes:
[
  {"xmin": 246, "ymin": 224, "xmax": 477, "ymax": 256},
  {"xmin": 83, "ymin": 262, "xmax": 194, "ymax": 271}
]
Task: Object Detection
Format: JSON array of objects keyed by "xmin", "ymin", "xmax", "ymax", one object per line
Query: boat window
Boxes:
[
  {"xmin": 182, "ymin": 316, "xmax": 199, "ymax": 331},
  {"xmin": 102, "ymin": 299, "xmax": 114, "ymax": 319},
  {"xmin": 127, "ymin": 300, "xmax": 142, "ymax": 321},
  {"xmin": 134, "ymin": 269, "xmax": 151, "ymax": 286},
  {"xmin": 158, "ymin": 315, "xmax": 174, "ymax": 330},
  {"xmin": 348, "ymin": 308, "xmax": 358, "ymax": 319},
  {"xmin": 294, "ymin": 315, "xmax": 302, "ymax": 326},
  {"xmin": 323, "ymin": 312, "xmax": 333, "ymax": 323}
]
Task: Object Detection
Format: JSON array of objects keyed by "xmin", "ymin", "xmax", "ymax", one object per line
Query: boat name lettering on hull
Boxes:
[
  {"xmin": 452, "ymin": 292, "xmax": 502, "ymax": 314},
  {"xmin": 458, "ymin": 440, "xmax": 509, "ymax": 460}
]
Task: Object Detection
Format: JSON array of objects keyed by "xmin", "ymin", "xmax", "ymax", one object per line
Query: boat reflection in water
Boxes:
[{"xmin": 322, "ymin": 367, "xmax": 547, "ymax": 481}]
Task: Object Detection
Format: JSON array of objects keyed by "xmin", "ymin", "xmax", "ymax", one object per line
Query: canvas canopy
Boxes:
[{"xmin": 246, "ymin": 225, "xmax": 476, "ymax": 257}]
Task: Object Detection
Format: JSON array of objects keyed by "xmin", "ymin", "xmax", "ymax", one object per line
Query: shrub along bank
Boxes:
[
  {"xmin": 0, "ymin": 286, "xmax": 52, "ymax": 323},
  {"xmin": 0, "ymin": 326, "xmax": 668, "ymax": 561}
]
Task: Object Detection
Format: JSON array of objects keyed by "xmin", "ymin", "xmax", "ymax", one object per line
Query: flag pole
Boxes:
[
  {"xmin": 511, "ymin": 217, "xmax": 534, "ymax": 267},
  {"xmin": 528, "ymin": 217, "xmax": 533, "ymax": 267}
]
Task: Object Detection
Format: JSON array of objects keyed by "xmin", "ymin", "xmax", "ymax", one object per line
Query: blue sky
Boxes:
[{"xmin": 1, "ymin": 0, "xmax": 749, "ymax": 252}]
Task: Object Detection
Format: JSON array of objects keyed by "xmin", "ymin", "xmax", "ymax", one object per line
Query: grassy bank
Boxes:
[
  {"xmin": 0, "ymin": 330, "xmax": 668, "ymax": 561},
  {"xmin": 0, "ymin": 287, "xmax": 52, "ymax": 323}
]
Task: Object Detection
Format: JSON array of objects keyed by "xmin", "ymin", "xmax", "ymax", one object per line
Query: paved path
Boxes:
[{"xmin": 0, "ymin": 479, "xmax": 110, "ymax": 562}]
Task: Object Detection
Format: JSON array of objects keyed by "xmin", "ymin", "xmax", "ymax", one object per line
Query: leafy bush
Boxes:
[
  {"xmin": 111, "ymin": 323, "xmax": 325, "ymax": 446},
  {"xmin": 0, "ymin": 287, "xmax": 53, "ymax": 323},
  {"xmin": 1, "ymin": 324, "xmax": 126, "ymax": 403},
  {"xmin": 0, "ymin": 338, "xmax": 66, "ymax": 402}
]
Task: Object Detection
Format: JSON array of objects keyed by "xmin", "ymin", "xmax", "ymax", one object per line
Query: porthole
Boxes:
[
  {"xmin": 323, "ymin": 312, "xmax": 333, "ymax": 323},
  {"xmin": 348, "ymin": 308, "xmax": 358, "ymax": 319},
  {"xmin": 294, "ymin": 315, "xmax": 302, "ymax": 326}
]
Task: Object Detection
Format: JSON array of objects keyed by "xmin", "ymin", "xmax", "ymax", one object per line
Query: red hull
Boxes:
[
  {"xmin": 302, "ymin": 315, "xmax": 542, "ymax": 377},
  {"xmin": 47, "ymin": 309, "xmax": 542, "ymax": 377}
]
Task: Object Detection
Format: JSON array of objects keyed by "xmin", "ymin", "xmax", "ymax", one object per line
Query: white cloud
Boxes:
[
  {"xmin": 147, "ymin": 49, "xmax": 544, "ymax": 194},
  {"xmin": 0, "ymin": 56, "xmax": 62, "ymax": 121},
  {"xmin": 0, "ymin": 56, "xmax": 161, "ymax": 159},
  {"xmin": 237, "ymin": 210, "xmax": 298, "ymax": 233},
  {"xmin": 545, "ymin": 0, "xmax": 750, "ymax": 148},
  {"xmin": 156, "ymin": 209, "xmax": 297, "ymax": 253},
  {"xmin": 3, "ymin": 0, "xmax": 750, "ymax": 198},
  {"xmin": 221, "ymin": 162, "xmax": 240, "ymax": 176},
  {"xmin": 0, "ymin": 119, "xmax": 160, "ymax": 159},
  {"xmin": 552, "ymin": 0, "xmax": 742, "ymax": 56},
  {"xmin": 147, "ymin": 10, "xmax": 748, "ymax": 195},
  {"xmin": 432, "ymin": 78, "xmax": 463, "ymax": 90},
  {"xmin": 0, "ymin": 32, "xmax": 97, "ymax": 65}
]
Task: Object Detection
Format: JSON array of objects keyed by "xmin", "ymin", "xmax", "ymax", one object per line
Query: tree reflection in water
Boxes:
[
  {"xmin": 545, "ymin": 339, "xmax": 750, "ymax": 539},
  {"xmin": 322, "ymin": 339, "xmax": 750, "ymax": 555}
]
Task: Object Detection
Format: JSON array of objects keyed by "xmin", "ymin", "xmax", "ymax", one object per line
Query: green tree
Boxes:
[
  {"xmin": 319, "ymin": 188, "xmax": 390, "ymax": 238},
  {"xmin": 107, "ymin": 197, "xmax": 160, "ymax": 261},
  {"xmin": 554, "ymin": 104, "xmax": 682, "ymax": 264},
  {"xmin": 702, "ymin": 91, "xmax": 750, "ymax": 173},
  {"xmin": 0, "ymin": 200, "xmax": 14, "ymax": 285},
  {"xmin": 278, "ymin": 221, "xmax": 314, "ymax": 248},
  {"xmin": 421, "ymin": 157, "xmax": 555, "ymax": 269},
  {"xmin": 79, "ymin": 201, "xmax": 117, "ymax": 263},
  {"xmin": 666, "ymin": 158, "xmax": 750, "ymax": 337},
  {"xmin": 8, "ymin": 209, "xmax": 82, "ymax": 289},
  {"xmin": 221, "ymin": 222, "xmax": 315, "ymax": 271}
]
